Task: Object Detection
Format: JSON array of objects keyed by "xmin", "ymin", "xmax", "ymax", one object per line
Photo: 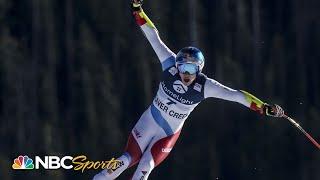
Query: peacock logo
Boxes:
[{"xmin": 12, "ymin": 155, "xmax": 34, "ymax": 170}]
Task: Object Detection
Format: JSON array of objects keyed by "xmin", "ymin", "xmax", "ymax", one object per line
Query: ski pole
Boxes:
[{"xmin": 283, "ymin": 114, "xmax": 320, "ymax": 150}]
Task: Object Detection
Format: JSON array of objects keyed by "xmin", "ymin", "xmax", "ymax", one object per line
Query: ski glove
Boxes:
[
  {"xmin": 264, "ymin": 104, "xmax": 284, "ymax": 117},
  {"xmin": 132, "ymin": 0, "xmax": 143, "ymax": 11}
]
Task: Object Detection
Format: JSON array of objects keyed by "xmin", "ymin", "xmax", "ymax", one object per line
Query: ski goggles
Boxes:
[{"xmin": 177, "ymin": 63, "xmax": 199, "ymax": 75}]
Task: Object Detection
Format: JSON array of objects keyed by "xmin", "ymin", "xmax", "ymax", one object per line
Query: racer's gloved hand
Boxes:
[
  {"xmin": 263, "ymin": 104, "xmax": 285, "ymax": 117},
  {"xmin": 132, "ymin": 0, "xmax": 143, "ymax": 11}
]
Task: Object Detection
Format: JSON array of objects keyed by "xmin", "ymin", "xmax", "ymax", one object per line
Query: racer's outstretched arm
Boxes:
[
  {"xmin": 132, "ymin": 1, "xmax": 175, "ymax": 70},
  {"xmin": 204, "ymin": 78, "xmax": 284, "ymax": 117}
]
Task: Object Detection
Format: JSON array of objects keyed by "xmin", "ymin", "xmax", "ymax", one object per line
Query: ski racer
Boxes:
[{"xmin": 93, "ymin": 1, "xmax": 284, "ymax": 179}]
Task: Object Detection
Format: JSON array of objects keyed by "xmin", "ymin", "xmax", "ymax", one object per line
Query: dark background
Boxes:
[{"xmin": 0, "ymin": 0, "xmax": 319, "ymax": 179}]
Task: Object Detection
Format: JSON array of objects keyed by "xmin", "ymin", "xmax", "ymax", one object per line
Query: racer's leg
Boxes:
[
  {"xmin": 93, "ymin": 107, "xmax": 157, "ymax": 180},
  {"xmin": 131, "ymin": 130, "xmax": 181, "ymax": 180}
]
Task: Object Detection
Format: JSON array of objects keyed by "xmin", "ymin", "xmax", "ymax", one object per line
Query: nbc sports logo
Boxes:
[
  {"xmin": 11, "ymin": 155, "xmax": 121, "ymax": 172},
  {"xmin": 12, "ymin": 155, "xmax": 34, "ymax": 169}
]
